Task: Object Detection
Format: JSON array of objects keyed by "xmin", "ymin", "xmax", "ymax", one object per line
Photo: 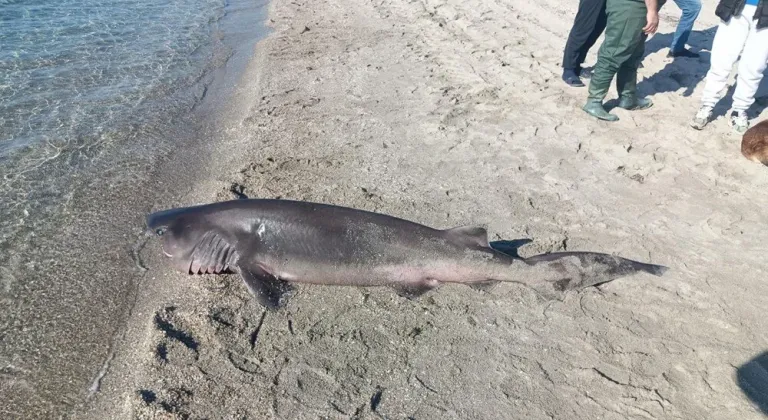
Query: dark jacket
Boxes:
[{"xmin": 715, "ymin": 0, "xmax": 768, "ymax": 29}]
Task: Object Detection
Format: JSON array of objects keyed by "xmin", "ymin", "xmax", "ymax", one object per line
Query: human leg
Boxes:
[
  {"xmin": 578, "ymin": 2, "xmax": 608, "ymax": 66},
  {"xmin": 615, "ymin": 5, "xmax": 652, "ymax": 110},
  {"xmin": 584, "ymin": 0, "xmax": 647, "ymax": 121},
  {"xmin": 690, "ymin": 12, "xmax": 750, "ymax": 129},
  {"xmin": 668, "ymin": 0, "xmax": 702, "ymax": 57},
  {"xmin": 728, "ymin": 16, "xmax": 768, "ymax": 132},
  {"xmin": 731, "ymin": 14, "xmax": 768, "ymax": 113},
  {"xmin": 563, "ymin": 0, "xmax": 608, "ymax": 86}
]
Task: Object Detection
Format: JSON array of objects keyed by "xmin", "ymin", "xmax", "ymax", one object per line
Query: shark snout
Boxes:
[{"xmin": 147, "ymin": 227, "xmax": 178, "ymax": 259}]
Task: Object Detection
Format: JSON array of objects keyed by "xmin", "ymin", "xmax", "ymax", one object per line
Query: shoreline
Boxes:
[
  {"xmin": 0, "ymin": 1, "xmax": 271, "ymax": 418},
  {"xmin": 7, "ymin": 0, "xmax": 768, "ymax": 418},
  {"xmin": 76, "ymin": 2, "xmax": 280, "ymax": 418},
  {"xmin": 88, "ymin": 0, "xmax": 768, "ymax": 418}
]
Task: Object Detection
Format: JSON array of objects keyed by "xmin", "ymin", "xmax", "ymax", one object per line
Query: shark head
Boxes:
[{"xmin": 146, "ymin": 205, "xmax": 238, "ymax": 274}]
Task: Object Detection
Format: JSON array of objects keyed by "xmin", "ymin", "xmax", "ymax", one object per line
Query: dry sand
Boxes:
[{"xmin": 82, "ymin": 0, "xmax": 768, "ymax": 418}]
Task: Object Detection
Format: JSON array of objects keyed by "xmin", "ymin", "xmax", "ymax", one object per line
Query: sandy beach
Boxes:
[{"xmin": 20, "ymin": 0, "xmax": 768, "ymax": 418}]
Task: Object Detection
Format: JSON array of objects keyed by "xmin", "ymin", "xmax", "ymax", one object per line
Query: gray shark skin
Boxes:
[{"xmin": 146, "ymin": 199, "xmax": 668, "ymax": 309}]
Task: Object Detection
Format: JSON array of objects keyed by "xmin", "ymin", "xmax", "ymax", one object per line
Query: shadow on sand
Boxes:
[
  {"xmin": 737, "ymin": 351, "xmax": 768, "ymax": 415},
  {"xmin": 635, "ymin": 26, "xmax": 768, "ymax": 120},
  {"xmin": 595, "ymin": 28, "xmax": 716, "ymax": 111},
  {"xmin": 638, "ymin": 27, "xmax": 716, "ymax": 97}
]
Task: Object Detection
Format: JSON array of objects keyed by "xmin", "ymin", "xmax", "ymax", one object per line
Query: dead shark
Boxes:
[{"xmin": 146, "ymin": 198, "xmax": 667, "ymax": 309}]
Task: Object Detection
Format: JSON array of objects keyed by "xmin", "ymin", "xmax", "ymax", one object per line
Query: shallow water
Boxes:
[
  {"xmin": 1, "ymin": 0, "xmax": 223, "ymax": 154},
  {"xmin": 0, "ymin": 0, "xmax": 244, "ymax": 249},
  {"xmin": 0, "ymin": 0, "xmax": 269, "ymax": 416}
]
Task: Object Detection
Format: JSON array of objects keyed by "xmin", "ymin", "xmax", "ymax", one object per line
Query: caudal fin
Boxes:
[{"xmin": 523, "ymin": 251, "xmax": 668, "ymax": 293}]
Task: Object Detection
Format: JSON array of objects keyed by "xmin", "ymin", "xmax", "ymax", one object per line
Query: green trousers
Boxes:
[{"xmin": 587, "ymin": 0, "xmax": 649, "ymax": 101}]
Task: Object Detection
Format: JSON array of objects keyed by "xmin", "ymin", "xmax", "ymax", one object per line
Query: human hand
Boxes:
[{"xmin": 643, "ymin": 11, "xmax": 659, "ymax": 34}]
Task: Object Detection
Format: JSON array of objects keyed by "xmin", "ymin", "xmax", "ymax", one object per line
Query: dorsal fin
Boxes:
[{"xmin": 443, "ymin": 226, "xmax": 489, "ymax": 248}]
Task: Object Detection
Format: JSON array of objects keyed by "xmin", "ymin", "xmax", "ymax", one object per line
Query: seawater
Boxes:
[
  {"xmin": 0, "ymin": 0, "xmax": 253, "ymax": 249},
  {"xmin": 0, "ymin": 0, "xmax": 268, "ymax": 416}
]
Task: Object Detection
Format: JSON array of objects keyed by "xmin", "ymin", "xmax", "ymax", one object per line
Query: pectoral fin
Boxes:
[{"xmin": 237, "ymin": 263, "xmax": 294, "ymax": 310}]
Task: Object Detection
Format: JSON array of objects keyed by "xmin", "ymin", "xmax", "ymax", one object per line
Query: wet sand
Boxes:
[
  {"xmin": 17, "ymin": 0, "xmax": 768, "ymax": 418},
  {"xmin": 0, "ymin": 1, "xmax": 270, "ymax": 418}
]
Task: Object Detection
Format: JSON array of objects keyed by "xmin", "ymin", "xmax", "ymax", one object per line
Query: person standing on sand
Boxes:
[
  {"xmin": 582, "ymin": 0, "xmax": 659, "ymax": 121},
  {"xmin": 690, "ymin": 0, "xmax": 768, "ymax": 134},
  {"xmin": 663, "ymin": 0, "xmax": 703, "ymax": 58},
  {"xmin": 562, "ymin": 0, "xmax": 608, "ymax": 87},
  {"xmin": 562, "ymin": 0, "xmax": 698, "ymax": 87}
]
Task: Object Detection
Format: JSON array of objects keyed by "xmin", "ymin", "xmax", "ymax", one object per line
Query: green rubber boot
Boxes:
[
  {"xmin": 616, "ymin": 56, "xmax": 652, "ymax": 111},
  {"xmin": 617, "ymin": 95, "xmax": 653, "ymax": 110},
  {"xmin": 583, "ymin": 99, "xmax": 619, "ymax": 121}
]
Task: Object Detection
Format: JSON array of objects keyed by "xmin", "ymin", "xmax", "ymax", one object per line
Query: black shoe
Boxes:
[
  {"xmin": 562, "ymin": 69, "xmax": 584, "ymax": 87},
  {"xmin": 667, "ymin": 48, "xmax": 699, "ymax": 58}
]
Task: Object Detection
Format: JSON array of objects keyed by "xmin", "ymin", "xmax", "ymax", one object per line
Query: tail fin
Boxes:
[{"xmin": 523, "ymin": 251, "xmax": 668, "ymax": 293}]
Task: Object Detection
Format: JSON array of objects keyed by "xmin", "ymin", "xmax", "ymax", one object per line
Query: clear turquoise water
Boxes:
[
  {"xmin": 1, "ymin": 0, "xmax": 227, "ymax": 156},
  {"xmin": 0, "ymin": 1, "xmax": 267, "ymax": 414},
  {"xmin": 0, "ymin": 0, "xmax": 260, "ymax": 247}
]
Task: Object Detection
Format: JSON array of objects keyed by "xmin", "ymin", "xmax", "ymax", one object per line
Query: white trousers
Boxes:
[{"xmin": 700, "ymin": 5, "xmax": 768, "ymax": 112}]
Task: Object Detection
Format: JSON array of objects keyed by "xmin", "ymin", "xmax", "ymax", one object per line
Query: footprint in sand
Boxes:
[{"xmin": 153, "ymin": 306, "xmax": 200, "ymax": 366}]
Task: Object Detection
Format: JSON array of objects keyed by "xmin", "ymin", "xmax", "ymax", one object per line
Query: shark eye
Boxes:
[{"xmin": 155, "ymin": 227, "xmax": 167, "ymax": 236}]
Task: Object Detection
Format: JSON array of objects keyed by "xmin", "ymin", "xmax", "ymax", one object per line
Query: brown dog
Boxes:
[{"xmin": 742, "ymin": 120, "xmax": 768, "ymax": 165}]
